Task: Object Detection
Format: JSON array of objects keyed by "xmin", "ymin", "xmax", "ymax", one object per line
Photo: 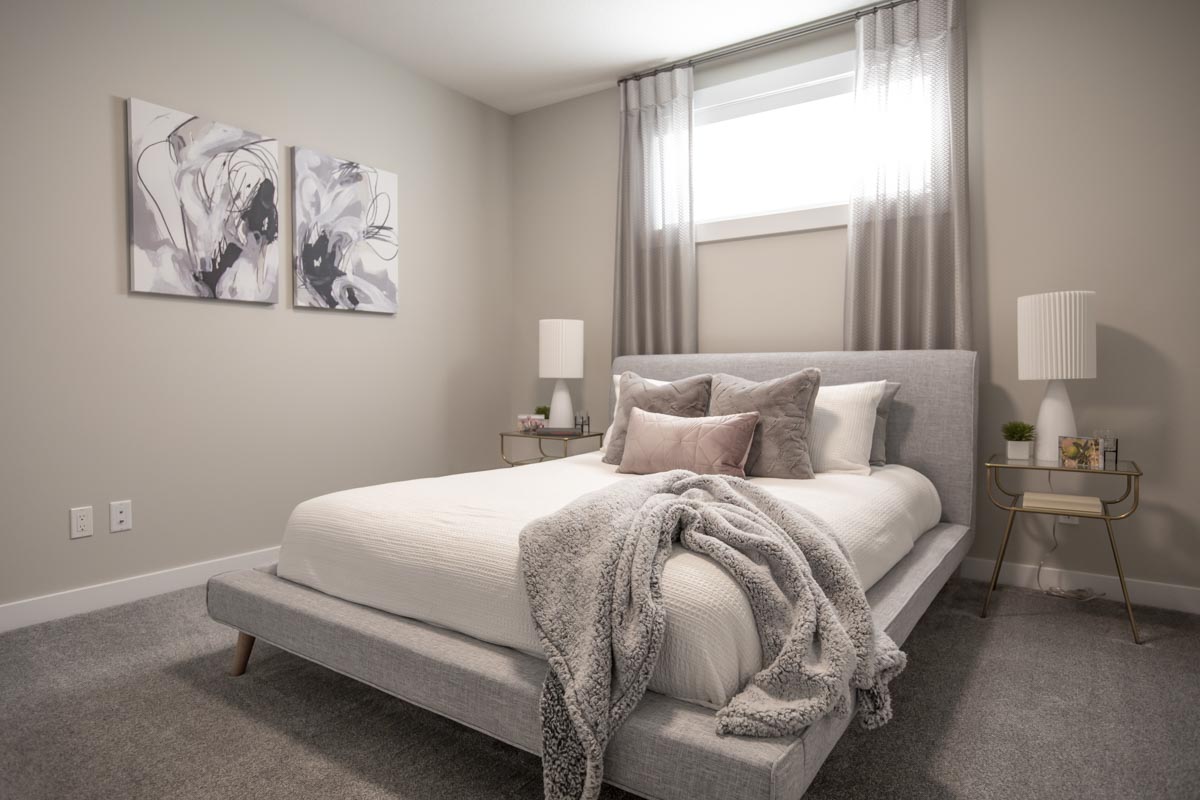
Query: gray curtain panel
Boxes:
[
  {"xmin": 844, "ymin": 0, "xmax": 971, "ymax": 350},
  {"xmin": 612, "ymin": 67, "xmax": 697, "ymax": 357}
]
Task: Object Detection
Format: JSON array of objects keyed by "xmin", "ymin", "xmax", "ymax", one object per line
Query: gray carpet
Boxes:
[{"xmin": 2, "ymin": 580, "xmax": 1198, "ymax": 800}]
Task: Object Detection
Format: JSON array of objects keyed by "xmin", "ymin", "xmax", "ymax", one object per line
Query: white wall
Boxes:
[
  {"xmin": 508, "ymin": 0, "xmax": 1200, "ymax": 591},
  {"xmin": 0, "ymin": 0, "xmax": 514, "ymax": 604}
]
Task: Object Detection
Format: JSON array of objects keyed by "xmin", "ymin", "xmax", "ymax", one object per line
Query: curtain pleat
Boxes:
[
  {"xmin": 612, "ymin": 67, "xmax": 697, "ymax": 358},
  {"xmin": 845, "ymin": 0, "xmax": 971, "ymax": 351}
]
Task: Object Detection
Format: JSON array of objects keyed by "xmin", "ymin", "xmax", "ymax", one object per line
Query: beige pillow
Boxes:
[{"xmin": 617, "ymin": 408, "xmax": 760, "ymax": 477}]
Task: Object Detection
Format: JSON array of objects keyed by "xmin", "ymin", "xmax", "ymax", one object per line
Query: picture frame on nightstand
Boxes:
[{"xmin": 1058, "ymin": 436, "xmax": 1101, "ymax": 469}]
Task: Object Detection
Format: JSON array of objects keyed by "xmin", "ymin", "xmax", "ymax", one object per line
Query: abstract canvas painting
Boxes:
[
  {"xmin": 293, "ymin": 148, "xmax": 399, "ymax": 313},
  {"xmin": 128, "ymin": 98, "xmax": 280, "ymax": 303}
]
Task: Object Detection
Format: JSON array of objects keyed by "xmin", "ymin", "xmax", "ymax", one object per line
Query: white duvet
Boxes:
[{"xmin": 277, "ymin": 451, "xmax": 940, "ymax": 708}]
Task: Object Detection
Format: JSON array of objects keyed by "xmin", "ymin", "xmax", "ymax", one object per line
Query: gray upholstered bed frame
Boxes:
[{"xmin": 208, "ymin": 350, "xmax": 978, "ymax": 800}]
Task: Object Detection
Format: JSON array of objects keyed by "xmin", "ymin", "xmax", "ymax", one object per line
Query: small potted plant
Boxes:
[{"xmin": 1002, "ymin": 421, "xmax": 1036, "ymax": 461}]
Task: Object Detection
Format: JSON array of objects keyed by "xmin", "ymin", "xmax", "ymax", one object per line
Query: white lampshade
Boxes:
[
  {"xmin": 1017, "ymin": 291, "xmax": 1097, "ymax": 381},
  {"xmin": 539, "ymin": 319, "xmax": 584, "ymax": 379}
]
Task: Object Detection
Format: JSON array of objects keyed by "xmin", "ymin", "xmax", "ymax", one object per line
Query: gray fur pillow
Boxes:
[
  {"xmin": 708, "ymin": 369, "xmax": 822, "ymax": 479},
  {"xmin": 603, "ymin": 372, "xmax": 712, "ymax": 465},
  {"xmin": 870, "ymin": 382, "xmax": 902, "ymax": 466}
]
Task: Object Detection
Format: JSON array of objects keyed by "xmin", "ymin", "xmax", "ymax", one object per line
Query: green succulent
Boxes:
[
  {"xmin": 1001, "ymin": 420, "xmax": 1036, "ymax": 442},
  {"xmin": 535, "ymin": 405, "xmax": 551, "ymax": 418}
]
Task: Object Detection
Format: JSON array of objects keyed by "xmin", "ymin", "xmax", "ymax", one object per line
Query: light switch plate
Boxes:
[
  {"xmin": 70, "ymin": 506, "xmax": 93, "ymax": 539},
  {"xmin": 109, "ymin": 500, "xmax": 133, "ymax": 533}
]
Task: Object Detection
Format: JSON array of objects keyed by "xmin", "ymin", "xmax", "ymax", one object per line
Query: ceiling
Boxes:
[{"xmin": 272, "ymin": 0, "xmax": 867, "ymax": 114}]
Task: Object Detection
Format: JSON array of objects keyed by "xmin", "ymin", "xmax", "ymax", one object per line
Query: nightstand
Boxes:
[
  {"xmin": 982, "ymin": 454, "xmax": 1143, "ymax": 643},
  {"xmin": 500, "ymin": 431, "xmax": 603, "ymax": 467}
]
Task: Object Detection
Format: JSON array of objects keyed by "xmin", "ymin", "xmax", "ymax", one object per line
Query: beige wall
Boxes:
[
  {"xmin": 0, "ymin": 0, "xmax": 514, "ymax": 604},
  {"xmin": 508, "ymin": 0, "xmax": 1200, "ymax": 590},
  {"xmin": 510, "ymin": 89, "xmax": 619, "ymax": 432},
  {"xmin": 967, "ymin": 0, "xmax": 1200, "ymax": 585},
  {"xmin": 507, "ymin": 88, "xmax": 845, "ymax": 426},
  {"xmin": 3, "ymin": 0, "xmax": 1196, "ymax": 607}
]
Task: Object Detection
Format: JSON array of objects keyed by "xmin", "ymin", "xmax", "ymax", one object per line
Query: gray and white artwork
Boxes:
[
  {"xmin": 128, "ymin": 98, "xmax": 280, "ymax": 303},
  {"xmin": 293, "ymin": 148, "xmax": 399, "ymax": 313}
]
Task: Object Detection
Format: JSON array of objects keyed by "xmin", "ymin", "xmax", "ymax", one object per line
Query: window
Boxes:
[{"xmin": 692, "ymin": 50, "xmax": 856, "ymax": 242}]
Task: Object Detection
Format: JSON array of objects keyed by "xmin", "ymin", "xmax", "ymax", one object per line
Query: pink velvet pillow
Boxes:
[{"xmin": 617, "ymin": 408, "xmax": 760, "ymax": 477}]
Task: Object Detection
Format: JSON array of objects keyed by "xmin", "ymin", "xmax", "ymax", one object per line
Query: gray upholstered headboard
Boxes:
[{"xmin": 610, "ymin": 351, "xmax": 978, "ymax": 528}]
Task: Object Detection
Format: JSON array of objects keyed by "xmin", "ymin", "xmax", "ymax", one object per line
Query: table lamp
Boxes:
[
  {"xmin": 1017, "ymin": 291, "xmax": 1096, "ymax": 461},
  {"xmin": 539, "ymin": 319, "xmax": 584, "ymax": 428}
]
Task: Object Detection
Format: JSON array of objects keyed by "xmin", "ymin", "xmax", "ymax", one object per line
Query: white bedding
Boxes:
[{"xmin": 277, "ymin": 451, "xmax": 940, "ymax": 708}]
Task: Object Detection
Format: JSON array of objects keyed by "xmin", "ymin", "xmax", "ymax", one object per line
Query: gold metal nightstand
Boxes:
[
  {"xmin": 982, "ymin": 454, "xmax": 1143, "ymax": 643},
  {"xmin": 500, "ymin": 430, "xmax": 603, "ymax": 467}
]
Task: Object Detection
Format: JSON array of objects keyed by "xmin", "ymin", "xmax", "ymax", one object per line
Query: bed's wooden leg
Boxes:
[{"xmin": 230, "ymin": 632, "xmax": 256, "ymax": 676}]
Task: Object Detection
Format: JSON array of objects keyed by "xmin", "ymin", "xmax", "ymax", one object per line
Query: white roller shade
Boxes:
[{"xmin": 1017, "ymin": 291, "xmax": 1097, "ymax": 381}]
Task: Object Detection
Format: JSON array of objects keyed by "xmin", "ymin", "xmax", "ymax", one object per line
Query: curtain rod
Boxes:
[{"xmin": 619, "ymin": 0, "xmax": 917, "ymax": 83}]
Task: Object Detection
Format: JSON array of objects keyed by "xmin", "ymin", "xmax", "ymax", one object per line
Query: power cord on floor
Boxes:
[{"xmin": 1036, "ymin": 473, "xmax": 1105, "ymax": 602}]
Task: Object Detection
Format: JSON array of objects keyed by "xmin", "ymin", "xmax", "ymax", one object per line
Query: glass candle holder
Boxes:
[{"xmin": 1094, "ymin": 429, "xmax": 1118, "ymax": 469}]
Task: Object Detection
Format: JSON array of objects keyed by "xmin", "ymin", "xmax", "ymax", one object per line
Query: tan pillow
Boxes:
[{"xmin": 617, "ymin": 408, "xmax": 760, "ymax": 477}]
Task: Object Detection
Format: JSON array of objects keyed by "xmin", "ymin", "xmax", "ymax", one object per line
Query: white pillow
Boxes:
[
  {"xmin": 604, "ymin": 373, "xmax": 667, "ymax": 447},
  {"xmin": 810, "ymin": 380, "xmax": 888, "ymax": 475}
]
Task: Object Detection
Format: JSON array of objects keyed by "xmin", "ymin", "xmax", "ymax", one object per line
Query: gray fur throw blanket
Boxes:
[{"xmin": 519, "ymin": 471, "xmax": 906, "ymax": 800}]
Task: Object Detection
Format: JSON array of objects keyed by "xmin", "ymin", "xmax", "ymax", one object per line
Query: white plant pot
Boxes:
[{"xmin": 1006, "ymin": 440, "xmax": 1033, "ymax": 461}]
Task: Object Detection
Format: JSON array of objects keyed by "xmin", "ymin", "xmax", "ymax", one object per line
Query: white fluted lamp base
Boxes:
[
  {"xmin": 1034, "ymin": 379, "xmax": 1077, "ymax": 462},
  {"xmin": 548, "ymin": 379, "xmax": 575, "ymax": 428}
]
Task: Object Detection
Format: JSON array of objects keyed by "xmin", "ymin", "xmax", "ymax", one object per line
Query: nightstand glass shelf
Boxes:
[
  {"xmin": 499, "ymin": 431, "xmax": 603, "ymax": 467},
  {"xmin": 983, "ymin": 454, "xmax": 1143, "ymax": 643},
  {"xmin": 985, "ymin": 454, "xmax": 1140, "ymax": 476}
]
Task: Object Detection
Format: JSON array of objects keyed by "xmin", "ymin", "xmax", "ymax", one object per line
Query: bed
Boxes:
[
  {"xmin": 276, "ymin": 449, "xmax": 940, "ymax": 708},
  {"xmin": 207, "ymin": 350, "xmax": 978, "ymax": 800}
]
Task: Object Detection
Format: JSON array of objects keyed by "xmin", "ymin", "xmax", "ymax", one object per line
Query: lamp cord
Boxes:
[{"xmin": 1036, "ymin": 472, "xmax": 1105, "ymax": 602}]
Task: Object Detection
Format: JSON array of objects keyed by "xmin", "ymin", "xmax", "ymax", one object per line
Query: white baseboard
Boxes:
[
  {"xmin": 5, "ymin": 548, "xmax": 1192, "ymax": 635},
  {"xmin": 960, "ymin": 556, "xmax": 1200, "ymax": 615},
  {"xmin": 0, "ymin": 546, "xmax": 280, "ymax": 634}
]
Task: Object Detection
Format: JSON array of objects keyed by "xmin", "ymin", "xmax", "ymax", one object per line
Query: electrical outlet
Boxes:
[
  {"xmin": 1058, "ymin": 515, "xmax": 1079, "ymax": 525},
  {"xmin": 109, "ymin": 500, "xmax": 133, "ymax": 533},
  {"xmin": 70, "ymin": 506, "xmax": 93, "ymax": 539}
]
